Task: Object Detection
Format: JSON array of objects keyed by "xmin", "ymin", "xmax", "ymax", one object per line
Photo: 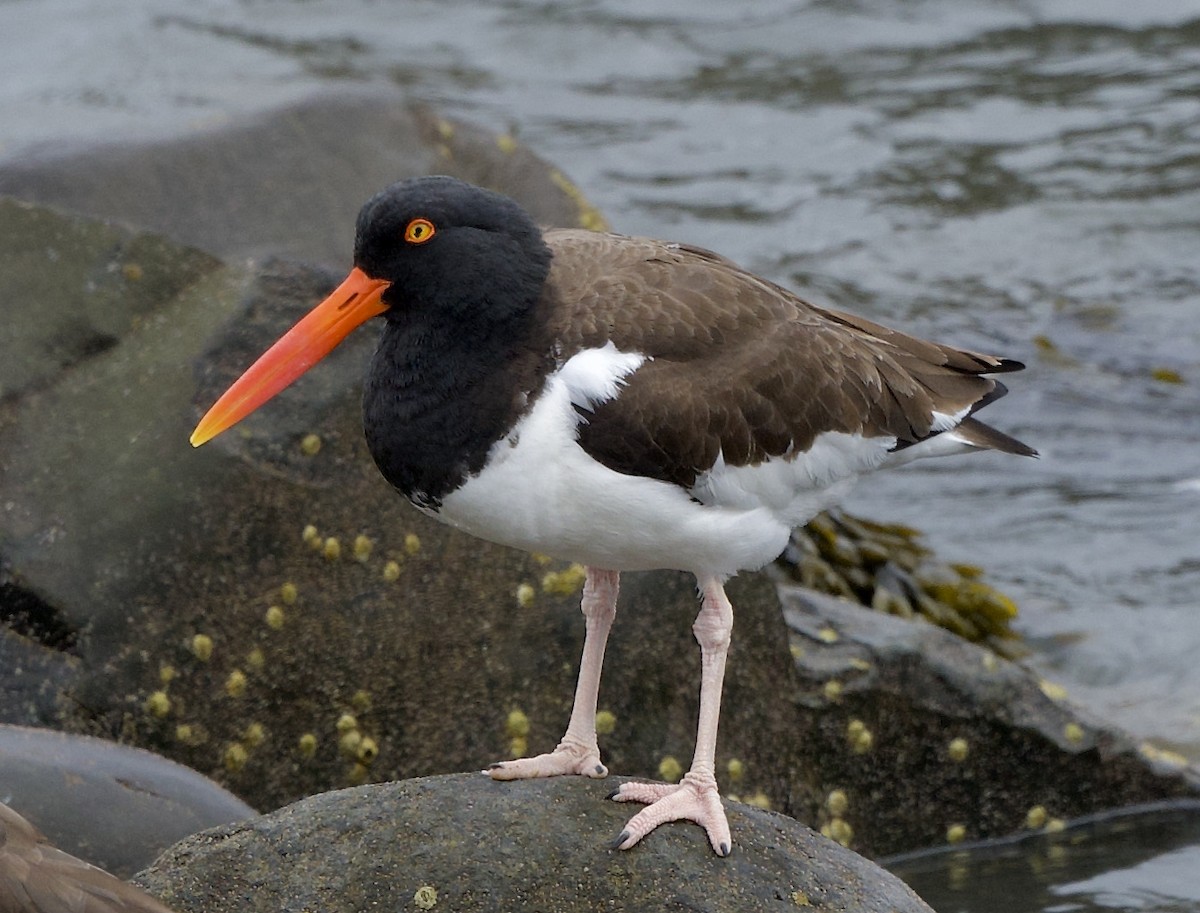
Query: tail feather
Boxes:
[{"xmin": 951, "ymin": 416, "xmax": 1038, "ymax": 457}]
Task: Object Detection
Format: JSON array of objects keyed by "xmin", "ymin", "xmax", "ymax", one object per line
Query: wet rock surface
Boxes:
[
  {"xmin": 781, "ymin": 587, "xmax": 1200, "ymax": 855},
  {"xmin": 0, "ymin": 197, "xmax": 222, "ymax": 402},
  {"xmin": 135, "ymin": 774, "xmax": 934, "ymax": 913},
  {"xmin": 0, "ymin": 726, "xmax": 255, "ymax": 879},
  {"xmin": 0, "ymin": 92, "xmax": 605, "ymax": 267},
  {"xmin": 0, "ymin": 628, "xmax": 77, "ymax": 727}
]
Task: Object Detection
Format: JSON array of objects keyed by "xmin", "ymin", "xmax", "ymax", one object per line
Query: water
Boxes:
[
  {"xmin": 1, "ymin": 0, "xmax": 1198, "ymax": 904},
  {"xmin": 885, "ymin": 802, "xmax": 1200, "ymax": 913}
]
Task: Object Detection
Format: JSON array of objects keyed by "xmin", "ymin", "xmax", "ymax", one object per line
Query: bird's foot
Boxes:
[
  {"xmin": 486, "ymin": 736, "xmax": 608, "ymax": 780},
  {"xmin": 609, "ymin": 769, "xmax": 731, "ymax": 856}
]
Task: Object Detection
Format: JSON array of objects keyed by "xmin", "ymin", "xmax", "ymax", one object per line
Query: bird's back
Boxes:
[{"xmin": 539, "ymin": 229, "xmax": 1034, "ymax": 492}]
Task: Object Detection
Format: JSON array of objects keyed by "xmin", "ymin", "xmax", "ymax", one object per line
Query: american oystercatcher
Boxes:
[{"xmin": 191, "ymin": 175, "xmax": 1035, "ymax": 856}]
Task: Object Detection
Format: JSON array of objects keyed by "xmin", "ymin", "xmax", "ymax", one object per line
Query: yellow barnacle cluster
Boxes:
[
  {"xmin": 744, "ymin": 792, "xmax": 772, "ymax": 810},
  {"xmin": 595, "ymin": 709, "xmax": 616, "ymax": 735},
  {"xmin": 357, "ymin": 737, "xmax": 379, "ymax": 764},
  {"xmin": 947, "ymin": 737, "xmax": 969, "ymax": 762},
  {"xmin": 506, "ymin": 708, "xmax": 530, "ymax": 757},
  {"xmin": 726, "ymin": 758, "xmax": 745, "ymax": 783},
  {"xmin": 297, "ymin": 732, "xmax": 318, "ymax": 758},
  {"xmin": 334, "ymin": 711, "xmax": 381, "ymax": 782},
  {"xmin": 225, "ymin": 669, "xmax": 247, "ymax": 698},
  {"xmin": 413, "ymin": 885, "xmax": 438, "ymax": 911},
  {"xmin": 144, "ymin": 690, "xmax": 171, "ymax": 718},
  {"xmin": 175, "ymin": 724, "xmax": 201, "ymax": 746},
  {"xmin": 223, "ymin": 742, "xmax": 248, "ymax": 773},
  {"xmin": 825, "ymin": 789, "xmax": 848, "ymax": 817},
  {"xmin": 821, "ymin": 816, "xmax": 853, "ymax": 847},
  {"xmin": 816, "ymin": 626, "xmax": 840, "ymax": 644},
  {"xmin": 845, "ymin": 719, "xmax": 873, "ymax": 754},
  {"xmin": 353, "ymin": 534, "xmax": 374, "ymax": 562},
  {"xmin": 1025, "ymin": 804, "xmax": 1047, "ymax": 829},
  {"xmin": 1039, "ymin": 679, "xmax": 1068, "ymax": 701},
  {"xmin": 190, "ymin": 633, "xmax": 214, "ymax": 662},
  {"xmin": 541, "ymin": 563, "xmax": 587, "ymax": 596},
  {"xmin": 658, "ymin": 755, "xmax": 683, "ymax": 783},
  {"xmin": 505, "ymin": 709, "xmax": 530, "ymax": 738}
]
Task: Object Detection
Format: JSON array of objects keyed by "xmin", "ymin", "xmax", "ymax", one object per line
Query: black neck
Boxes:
[{"xmin": 361, "ymin": 303, "xmax": 553, "ymax": 509}]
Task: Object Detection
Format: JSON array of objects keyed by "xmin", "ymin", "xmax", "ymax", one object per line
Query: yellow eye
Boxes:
[{"xmin": 404, "ymin": 218, "xmax": 436, "ymax": 244}]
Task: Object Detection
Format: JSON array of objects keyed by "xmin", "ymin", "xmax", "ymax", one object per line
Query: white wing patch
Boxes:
[
  {"xmin": 930, "ymin": 405, "xmax": 972, "ymax": 433},
  {"xmin": 557, "ymin": 342, "xmax": 647, "ymax": 414}
]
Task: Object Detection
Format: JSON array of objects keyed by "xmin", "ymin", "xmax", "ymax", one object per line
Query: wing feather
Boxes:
[{"xmin": 540, "ymin": 230, "xmax": 1033, "ymax": 486}]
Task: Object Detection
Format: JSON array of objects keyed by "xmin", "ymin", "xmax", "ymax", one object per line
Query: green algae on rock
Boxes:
[{"xmin": 782, "ymin": 510, "xmax": 1023, "ymax": 655}]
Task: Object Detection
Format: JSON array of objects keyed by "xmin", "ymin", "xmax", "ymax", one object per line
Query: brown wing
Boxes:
[
  {"xmin": 541, "ymin": 229, "xmax": 1033, "ymax": 488},
  {"xmin": 0, "ymin": 804, "xmax": 178, "ymax": 913}
]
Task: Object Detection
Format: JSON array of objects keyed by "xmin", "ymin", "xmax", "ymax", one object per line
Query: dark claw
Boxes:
[
  {"xmin": 610, "ymin": 829, "xmax": 631, "ymax": 851},
  {"xmin": 606, "ymin": 786, "xmax": 622, "ymax": 800},
  {"xmin": 595, "ymin": 764, "xmax": 606, "ymax": 775},
  {"xmin": 718, "ymin": 842, "xmax": 731, "ymax": 857},
  {"xmin": 487, "ymin": 762, "xmax": 504, "ymax": 770}
]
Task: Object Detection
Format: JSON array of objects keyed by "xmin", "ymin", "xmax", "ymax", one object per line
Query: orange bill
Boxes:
[{"xmin": 190, "ymin": 267, "xmax": 390, "ymax": 447}]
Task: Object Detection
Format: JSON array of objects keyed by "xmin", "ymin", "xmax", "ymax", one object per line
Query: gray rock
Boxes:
[
  {"xmin": 0, "ymin": 628, "xmax": 77, "ymax": 728},
  {"xmin": 0, "ymin": 92, "xmax": 606, "ymax": 267},
  {"xmin": 135, "ymin": 774, "xmax": 933, "ymax": 913},
  {"xmin": 0, "ymin": 197, "xmax": 221, "ymax": 401},
  {"xmin": 780, "ymin": 586, "xmax": 1200, "ymax": 856},
  {"xmin": 0, "ymin": 726, "xmax": 255, "ymax": 878}
]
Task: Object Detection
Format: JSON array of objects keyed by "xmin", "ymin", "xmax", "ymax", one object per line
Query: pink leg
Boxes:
[
  {"xmin": 611, "ymin": 575, "xmax": 734, "ymax": 856},
  {"xmin": 488, "ymin": 567, "xmax": 618, "ymax": 780}
]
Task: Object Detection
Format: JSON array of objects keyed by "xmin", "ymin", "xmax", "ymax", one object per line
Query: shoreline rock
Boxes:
[
  {"xmin": 135, "ymin": 774, "xmax": 934, "ymax": 913},
  {"xmin": 0, "ymin": 725, "xmax": 254, "ymax": 879},
  {"xmin": 780, "ymin": 586, "xmax": 1200, "ymax": 856}
]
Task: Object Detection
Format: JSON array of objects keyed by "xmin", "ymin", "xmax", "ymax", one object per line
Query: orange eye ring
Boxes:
[{"xmin": 404, "ymin": 218, "xmax": 436, "ymax": 244}]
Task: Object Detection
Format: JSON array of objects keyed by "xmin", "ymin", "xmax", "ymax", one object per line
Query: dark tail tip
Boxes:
[{"xmin": 956, "ymin": 416, "xmax": 1037, "ymax": 457}]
